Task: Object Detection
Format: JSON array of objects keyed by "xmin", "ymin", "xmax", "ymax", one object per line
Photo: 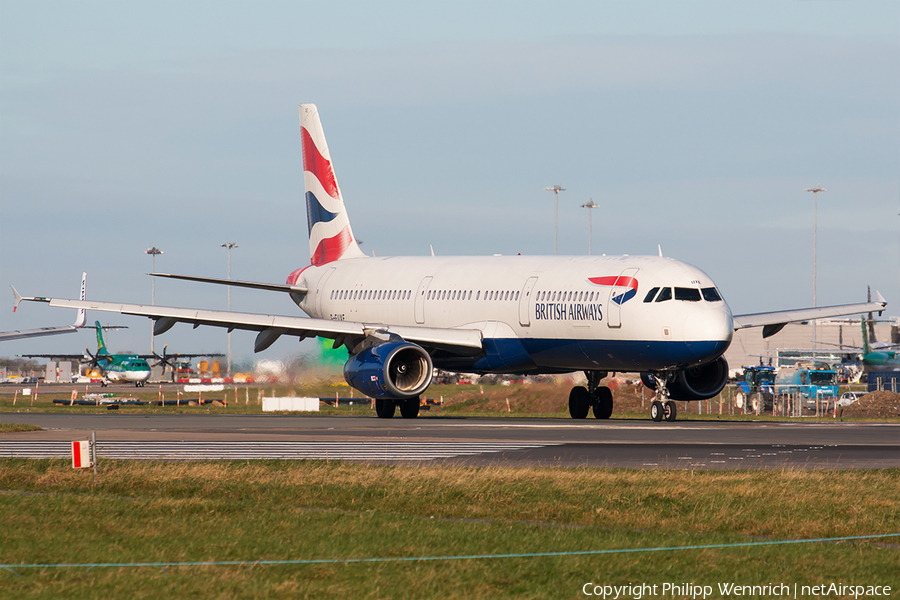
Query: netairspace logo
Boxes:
[{"xmin": 581, "ymin": 582, "xmax": 894, "ymax": 599}]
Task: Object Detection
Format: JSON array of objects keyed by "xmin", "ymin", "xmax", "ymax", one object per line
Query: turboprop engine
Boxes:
[
  {"xmin": 343, "ymin": 341, "xmax": 433, "ymax": 399},
  {"xmin": 642, "ymin": 356, "xmax": 729, "ymax": 401}
]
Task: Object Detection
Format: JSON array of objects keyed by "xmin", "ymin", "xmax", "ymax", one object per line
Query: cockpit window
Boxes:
[
  {"xmin": 674, "ymin": 287, "xmax": 702, "ymax": 302},
  {"xmin": 655, "ymin": 287, "xmax": 672, "ymax": 302},
  {"xmin": 702, "ymin": 287, "xmax": 722, "ymax": 302},
  {"xmin": 643, "ymin": 287, "xmax": 660, "ymax": 303}
]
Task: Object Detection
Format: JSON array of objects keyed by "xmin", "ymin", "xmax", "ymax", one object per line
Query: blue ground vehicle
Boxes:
[
  {"xmin": 734, "ymin": 365, "xmax": 776, "ymax": 413},
  {"xmin": 775, "ymin": 366, "xmax": 838, "ymax": 402}
]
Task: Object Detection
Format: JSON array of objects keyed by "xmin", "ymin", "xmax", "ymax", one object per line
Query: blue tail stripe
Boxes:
[{"xmin": 305, "ymin": 191, "xmax": 339, "ymax": 234}]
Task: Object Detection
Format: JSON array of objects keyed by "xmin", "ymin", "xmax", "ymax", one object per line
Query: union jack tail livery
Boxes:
[{"xmin": 299, "ymin": 104, "xmax": 366, "ymax": 266}]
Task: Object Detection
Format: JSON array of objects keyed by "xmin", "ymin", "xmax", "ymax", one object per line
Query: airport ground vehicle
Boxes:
[
  {"xmin": 734, "ymin": 365, "xmax": 776, "ymax": 413},
  {"xmin": 775, "ymin": 366, "xmax": 838, "ymax": 405}
]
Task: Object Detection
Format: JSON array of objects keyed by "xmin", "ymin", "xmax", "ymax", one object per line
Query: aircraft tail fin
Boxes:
[
  {"xmin": 73, "ymin": 273, "xmax": 87, "ymax": 328},
  {"xmin": 861, "ymin": 318, "xmax": 871, "ymax": 355},
  {"xmin": 299, "ymin": 104, "xmax": 366, "ymax": 266},
  {"xmin": 95, "ymin": 320, "xmax": 108, "ymax": 355}
]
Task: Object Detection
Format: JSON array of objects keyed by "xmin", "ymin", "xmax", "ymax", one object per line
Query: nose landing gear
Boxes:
[{"xmin": 645, "ymin": 372, "xmax": 678, "ymax": 422}]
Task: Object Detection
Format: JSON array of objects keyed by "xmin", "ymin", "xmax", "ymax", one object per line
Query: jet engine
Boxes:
[
  {"xmin": 343, "ymin": 341, "xmax": 433, "ymax": 399},
  {"xmin": 667, "ymin": 356, "xmax": 729, "ymax": 401},
  {"xmin": 642, "ymin": 356, "xmax": 729, "ymax": 401}
]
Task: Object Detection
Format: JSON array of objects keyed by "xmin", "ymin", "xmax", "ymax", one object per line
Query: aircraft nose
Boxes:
[{"xmin": 683, "ymin": 306, "xmax": 733, "ymax": 359}]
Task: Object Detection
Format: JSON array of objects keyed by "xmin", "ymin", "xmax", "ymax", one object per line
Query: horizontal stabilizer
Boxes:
[{"xmin": 151, "ymin": 273, "xmax": 307, "ymax": 294}]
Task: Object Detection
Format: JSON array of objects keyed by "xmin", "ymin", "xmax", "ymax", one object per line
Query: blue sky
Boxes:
[{"xmin": 1, "ymin": 1, "xmax": 898, "ymax": 364}]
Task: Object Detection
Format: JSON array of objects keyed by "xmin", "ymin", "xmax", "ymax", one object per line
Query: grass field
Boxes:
[
  {"xmin": 2, "ymin": 381, "xmax": 896, "ymax": 422},
  {"xmin": 2, "ymin": 460, "xmax": 898, "ymax": 599}
]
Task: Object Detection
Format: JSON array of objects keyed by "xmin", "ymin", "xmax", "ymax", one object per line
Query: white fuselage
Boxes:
[
  {"xmin": 295, "ymin": 254, "xmax": 734, "ymax": 374},
  {"xmin": 101, "ymin": 359, "xmax": 152, "ymax": 384}
]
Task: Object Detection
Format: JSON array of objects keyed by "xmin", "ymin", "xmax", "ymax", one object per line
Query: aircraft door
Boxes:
[
  {"xmin": 315, "ymin": 267, "xmax": 336, "ymax": 317},
  {"xmin": 414, "ymin": 276, "xmax": 433, "ymax": 324},
  {"xmin": 606, "ymin": 267, "xmax": 639, "ymax": 329},
  {"xmin": 518, "ymin": 277, "xmax": 538, "ymax": 327}
]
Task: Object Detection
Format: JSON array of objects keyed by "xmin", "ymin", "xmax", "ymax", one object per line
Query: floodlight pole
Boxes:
[
  {"xmin": 544, "ymin": 185, "xmax": 565, "ymax": 254},
  {"xmin": 581, "ymin": 199, "xmax": 599, "ymax": 255},
  {"xmin": 144, "ymin": 247, "xmax": 163, "ymax": 354},
  {"xmin": 804, "ymin": 185, "xmax": 825, "ymax": 352},
  {"xmin": 221, "ymin": 242, "xmax": 238, "ymax": 376}
]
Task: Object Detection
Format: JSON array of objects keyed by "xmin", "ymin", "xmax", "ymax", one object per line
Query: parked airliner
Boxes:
[{"xmin": 13, "ymin": 105, "xmax": 887, "ymax": 420}]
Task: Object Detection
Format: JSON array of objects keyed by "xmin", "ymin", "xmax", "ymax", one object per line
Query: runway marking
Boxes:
[{"xmin": 0, "ymin": 441, "xmax": 557, "ymax": 462}]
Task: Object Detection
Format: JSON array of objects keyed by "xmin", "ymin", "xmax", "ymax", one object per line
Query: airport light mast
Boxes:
[
  {"xmin": 144, "ymin": 246, "xmax": 163, "ymax": 354},
  {"xmin": 804, "ymin": 185, "xmax": 825, "ymax": 351},
  {"xmin": 544, "ymin": 185, "xmax": 565, "ymax": 254},
  {"xmin": 221, "ymin": 242, "xmax": 238, "ymax": 376},
  {"xmin": 581, "ymin": 199, "xmax": 599, "ymax": 255}
]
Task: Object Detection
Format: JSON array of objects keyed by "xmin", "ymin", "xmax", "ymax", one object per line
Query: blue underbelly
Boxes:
[{"xmin": 432, "ymin": 337, "xmax": 731, "ymax": 373}]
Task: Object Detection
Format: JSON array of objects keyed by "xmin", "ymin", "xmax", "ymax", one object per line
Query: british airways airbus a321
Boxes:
[{"xmin": 13, "ymin": 104, "xmax": 887, "ymax": 421}]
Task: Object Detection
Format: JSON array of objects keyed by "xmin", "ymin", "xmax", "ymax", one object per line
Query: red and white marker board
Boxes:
[{"xmin": 72, "ymin": 440, "xmax": 92, "ymax": 468}]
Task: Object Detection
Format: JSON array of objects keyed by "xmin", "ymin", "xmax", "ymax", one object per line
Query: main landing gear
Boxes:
[
  {"xmin": 643, "ymin": 372, "xmax": 678, "ymax": 422},
  {"xmin": 568, "ymin": 371, "xmax": 614, "ymax": 419},
  {"xmin": 375, "ymin": 398, "xmax": 420, "ymax": 419}
]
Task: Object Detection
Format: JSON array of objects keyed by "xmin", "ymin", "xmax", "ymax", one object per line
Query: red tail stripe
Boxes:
[
  {"xmin": 301, "ymin": 127, "xmax": 340, "ymax": 199},
  {"xmin": 311, "ymin": 226, "xmax": 354, "ymax": 266}
]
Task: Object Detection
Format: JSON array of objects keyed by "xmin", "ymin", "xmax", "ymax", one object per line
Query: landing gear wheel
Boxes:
[
  {"xmin": 399, "ymin": 398, "xmax": 420, "ymax": 419},
  {"xmin": 650, "ymin": 400, "xmax": 664, "ymax": 422},
  {"xmin": 375, "ymin": 399, "xmax": 396, "ymax": 419},
  {"xmin": 568, "ymin": 386, "xmax": 591, "ymax": 419},
  {"xmin": 592, "ymin": 387, "xmax": 613, "ymax": 419},
  {"xmin": 664, "ymin": 400, "xmax": 677, "ymax": 422}
]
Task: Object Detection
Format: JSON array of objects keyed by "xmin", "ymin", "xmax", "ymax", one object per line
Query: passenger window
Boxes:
[
  {"xmin": 674, "ymin": 287, "xmax": 702, "ymax": 302},
  {"xmin": 702, "ymin": 287, "xmax": 722, "ymax": 302},
  {"xmin": 644, "ymin": 287, "xmax": 660, "ymax": 303},
  {"xmin": 655, "ymin": 288, "xmax": 672, "ymax": 302}
]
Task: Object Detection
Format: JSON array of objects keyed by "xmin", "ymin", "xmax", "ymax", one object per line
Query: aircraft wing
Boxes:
[
  {"xmin": 0, "ymin": 327, "xmax": 79, "ymax": 342},
  {"xmin": 17, "ymin": 352, "xmax": 86, "ymax": 360},
  {"xmin": 3, "ymin": 274, "xmax": 87, "ymax": 341},
  {"xmin": 733, "ymin": 294, "xmax": 887, "ymax": 338},
  {"xmin": 17, "ymin": 296, "xmax": 484, "ymax": 355}
]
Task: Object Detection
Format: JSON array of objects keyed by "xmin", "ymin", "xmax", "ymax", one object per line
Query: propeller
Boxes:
[
  {"xmin": 151, "ymin": 344, "xmax": 179, "ymax": 381},
  {"xmin": 82, "ymin": 347, "xmax": 112, "ymax": 373}
]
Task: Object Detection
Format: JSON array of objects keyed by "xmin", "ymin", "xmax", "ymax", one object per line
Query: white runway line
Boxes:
[{"xmin": 0, "ymin": 441, "xmax": 557, "ymax": 462}]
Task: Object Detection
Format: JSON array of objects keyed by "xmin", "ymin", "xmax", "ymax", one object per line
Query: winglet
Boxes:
[
  {"xmin": 73, "ymin": 273, "xmax": 87, "ymax": 328},
  {"xmin": 875, "ymin": 290, "xmax": 886, "ymax": 315}
]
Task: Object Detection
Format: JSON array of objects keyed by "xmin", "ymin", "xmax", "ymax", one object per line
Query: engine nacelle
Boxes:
[
  {"xmin": 343, "ymin": 341, "xmax": 433, "ymax": 399},
  {"xmin": 640, "ymin": 356, "xmax": 729, "ymax": 401},
  {"xmin": 668, "ymin": 356, "xmax": 729, "ymax": 401}
]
